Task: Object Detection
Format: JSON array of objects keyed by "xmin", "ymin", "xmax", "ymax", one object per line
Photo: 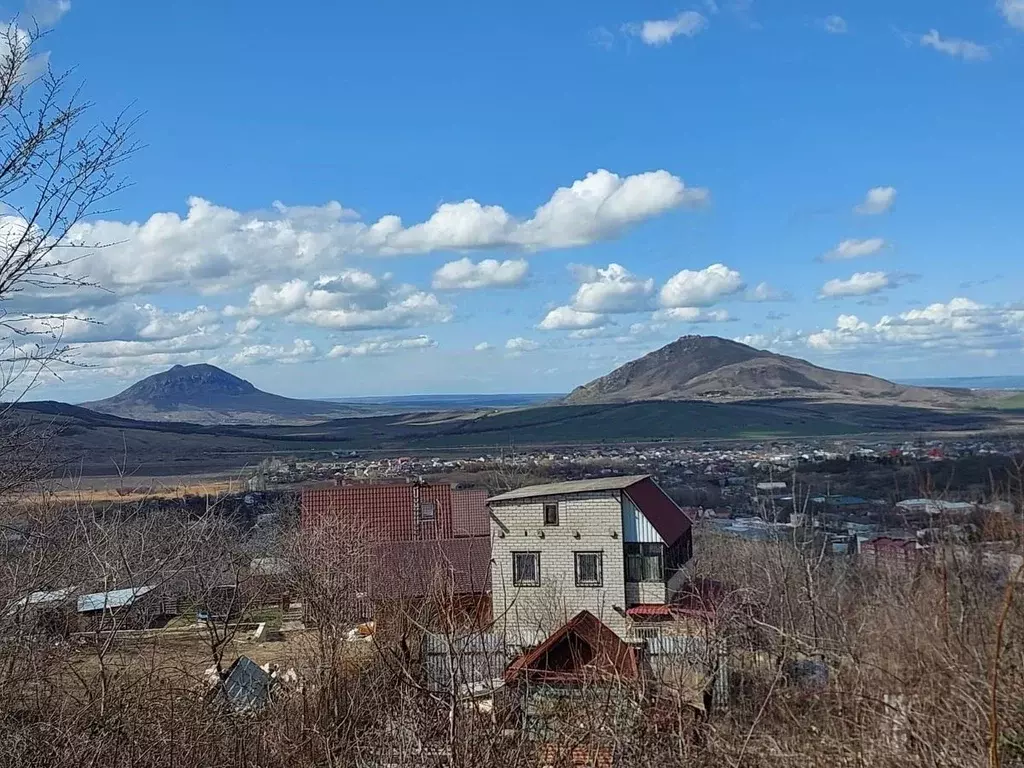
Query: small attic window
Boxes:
[
  {"xmin": 418, "ymin": 501, "xmax": 436, "ymax": 521},
  {"xmin": 543, "ymin": 502, "xmax": 559, "ymax": 526}
]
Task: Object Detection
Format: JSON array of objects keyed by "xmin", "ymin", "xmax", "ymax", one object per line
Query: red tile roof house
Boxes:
[
  {"xmin": 488, "ymin": 475, "xmax": 693, "ymax": 645},
  {"xmin": 300, "ymin": 483, "xmax": 491, "ymax": 628}
]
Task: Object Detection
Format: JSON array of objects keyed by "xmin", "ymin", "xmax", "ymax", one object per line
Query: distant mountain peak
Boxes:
[
  {"xmin": 78, "ymin": 363, "xmax": 359, "ymax": 425},
  {"xmin": 565, "ymin": 334, "xmax": 960, "ymax": 407},
  {"xmin": 112, "ymin": 364, "xmax": 257, "ymax": 404}
]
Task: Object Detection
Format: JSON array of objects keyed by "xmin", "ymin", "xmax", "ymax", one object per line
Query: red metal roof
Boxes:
[
  {"xmin": 301, "ymin": 484, "xmax": 492, "ymax": 601},
  {"xmin": 367, "ymin": 536, "xmax": 491, "ymax": 599},
  {"xmin": 628, "ymin": 578, "xmax": 728, "ymax": 620},
  {"xmin": 504, "ymin": 610, "xmax": 639, "ymax": 684},
  {"xmin": 302, "ymin": 484, "xmax": 489, "ymax": 542},
  {"xmin": 623, "ymin": 477, "xmax": 692, "ymax": 546},
  {"xmin": 452, "ymin": 488, "xmax": 490, "ymax": 538},
  {"xmin": 625, "ymin": 604, "xmax": 674, "ymax": 617},
  {"xmin": 862, "ymin": 537, "xmax": 919, "ymax": 555}
]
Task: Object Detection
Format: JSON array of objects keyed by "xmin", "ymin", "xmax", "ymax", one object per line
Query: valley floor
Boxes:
[{"xmin": 8, "ymin": 398, "xmax": 1024, "ymax": 478}]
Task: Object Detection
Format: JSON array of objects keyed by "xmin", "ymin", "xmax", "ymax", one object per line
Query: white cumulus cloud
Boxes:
[
  {"xmin": 627, "ymin": 11, "xmax": 708, "ymax": 45},
  {"xmin": 1000, "ymin": 0, "xmax": 1024, "ymax": 30},
  {"xmin": 659, "ymin": 263, "xmax": 744, "ymax": 308},
  {"xmin": 328, "ymin": 335, "xmax": 436, "ymax": 359},
  {"xmin": 820, "ymin": 271, "xmax": 891, "ymax": 298},
  {"xmin": 747, "ymin": 282, "xmax": 791, "ymax": 302},
  {"xmin": 70, "ymin": 329, "xmax": 229, "ymax": 364},
  {"xmin": 236, "ymin": 270, "xmax": 452, "ymax": 331},
  {"xmin": 806, "ymin": 298, "xmax": 1024, "ymax": 353},
  {"xmin": 473, "ymin": 342, "xmax": 494, "ymax": 352},
  {"xmin": 569, "ymin": 263, "xmax": 655, "ymax": 314},
  {"xmin": 658, "ymin": 307, "xmax": 732, "ymax": 323},
  {"xmin": 854, "ymin": 186, "xmax": 897, "ymax": 215},
  {"xmin": 920, "ymin": 29, "xmax": 990, "ymax": 61},
  {"xmin": 822, "ymin": 237, "xmax": 886, "ymax": 261},
  {"xmin": 505, "ymin": 337, "xmax": 540, "ymax": 353},
  {"xmin": 538, "ymin": 306, "xmax": 606, "ymax": 331},
  {"xmin": 235, "ymin": 317, "xmax": 262, "ymax": 334},
  {"xmin": 432, "ymin": 258, "xmax": 529, "ymax": 291},
  {"xmin": 232, "ymin": 339, "xmax": 318, "ymax": 366},
  {"xmin": 568, "ymin": 327, "xmax": 611, "ymax": 340},
  {"xmin": 17, "ymin": 303, "xmax": 220, "ymax": 344},
  {"xmin": 26, "ymin": 0, "xmax": 71, "ymax": 26},
  {"xmin": 822, "ymin": 15, "xmax": 847, "ymax": 34},
  {"xmin": 60, "ymin": 169, "xmax": 704, "ymax": 301}
]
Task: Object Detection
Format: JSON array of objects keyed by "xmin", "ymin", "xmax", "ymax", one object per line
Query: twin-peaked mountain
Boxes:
[
  {"xmin": 74, "ymin": 336, "xmax": 969, "ymax": 428},
  {"xmin": 565, "ymin": 335, "xmax": 963, "ymax": 407}
]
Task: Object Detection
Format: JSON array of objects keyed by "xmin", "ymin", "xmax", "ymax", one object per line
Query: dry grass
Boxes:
[{"xmin": 14, "ymin": 478, "xmax": 245, "ymax": 504}]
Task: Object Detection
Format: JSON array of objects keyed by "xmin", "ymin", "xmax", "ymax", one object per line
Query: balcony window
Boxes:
[{"xmin": 625, "ymin": 542, "xmax": 664, "ymax": 582}]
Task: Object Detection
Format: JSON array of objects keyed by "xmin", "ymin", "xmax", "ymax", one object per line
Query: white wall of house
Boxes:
[
  {"xmin": 490, "ymin": 490, "xmax": 628, "ymax": 643},
  {"xmin": 621, "ymin": 492, "xmax": 664, "ymax": 544},
  {"xmin": 625, "ymin": 581, "xmax": 667, "ymax": 605}
]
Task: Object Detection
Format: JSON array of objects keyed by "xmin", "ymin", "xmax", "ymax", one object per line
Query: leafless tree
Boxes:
[{"xmin": 0, "ymin": 22, "xmax": 136, "ymax": 403}]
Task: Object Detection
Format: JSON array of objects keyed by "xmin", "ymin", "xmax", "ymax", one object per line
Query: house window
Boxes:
[
  {"xmin": 512, "ymin": 552, "xmax": 541, "ymax": 587},
  {"xmin": 575, "ymin": 552, "xmax": 603, "ymax": 587},
  {"xmin": 543, "ymin": 502, "xmax": 559, "ymax": 526},
  {"xmin": 418, "ymin": 501, "xmax": 436, "ymax": 521},
  {"xmin": 625, "ymin": 542, "xmax": 664, "ymax": 582}
]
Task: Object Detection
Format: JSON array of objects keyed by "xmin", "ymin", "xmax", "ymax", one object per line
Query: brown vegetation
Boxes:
[{"xmin": 1, "ymin": 477, "xmax": 1023, "ymax": 766}]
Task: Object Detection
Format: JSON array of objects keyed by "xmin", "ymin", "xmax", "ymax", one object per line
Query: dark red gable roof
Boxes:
[
  {"xmin": 505, "ymin": 611, "xmax": 639, "ymax": 684},
  {"xmin": 861, "ymin": 537, "xmax": 919, "ymax": 555},
  {"xmin": 368, "ymin": 537, "xmax": 491, "ymax": 599},
  {"xmin": 302, "ymin": 484, "xmax": 488, "ymax": 541},
  {"xmin": 623, "ymin": 477, "xmax": 692, "ymax": 546},
  {"xmin": 452, "ymin": 488, "xmax": 489, "ymax": 537},
  {"xmin": 301, "ymin": 484, "xmax": 492, "ymax": 603}
]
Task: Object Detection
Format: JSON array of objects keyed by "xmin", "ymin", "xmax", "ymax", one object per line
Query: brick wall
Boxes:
[
  {"xmin": 490, "ymin": 491, "xmax": 627, "ymax": 642},
  {"xmin": 625, "ymin": 581, "xmax": 667, "ymax": 605}
]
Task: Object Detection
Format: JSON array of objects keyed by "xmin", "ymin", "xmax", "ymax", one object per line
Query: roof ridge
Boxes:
[{"xmin": 487, "ymin": 474, "xmax": 650, "ymax": 503}]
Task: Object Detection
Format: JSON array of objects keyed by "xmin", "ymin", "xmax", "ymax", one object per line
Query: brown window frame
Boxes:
[
  {"xmin": 543, "ymin": 502, "xmax": 559, "ymax": 526},
  {"xmin": 512, "ymin": 551, "xmax": 541, "ymax": 587},
  {"xmin": 574, "ymin": 551, "xmax": 604, "ymax": 588},
  {"xmin": 625, "ymin": 542, "xmax": 664, "ymax": 582}
]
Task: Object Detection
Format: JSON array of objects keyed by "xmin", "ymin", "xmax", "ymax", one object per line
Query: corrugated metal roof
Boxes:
[
  {"xmin": 452, "ymin": 488, "xmax": 489, "ymax": 537},
  {"xmin": 623, "ymin": 478, "xmax": 692, "ymax": 546},
  {"xmin": 77, "ymin": 586, "xmax": 154, "ymax": 613},
  {"xmin": 487, "ymin": 475, "xmax": 650, "ymax": 503},
  {"xmin": 367, "ymin": 536, "xmax": 491, "ymax": 599},
  {"xmin": 222, "ymin": 656, "xmax": 272, "ymax": 710},
  {"xmin": 302, "ymin": 484, "xmax": 491, "ymax": 541},
  {"xmin": 12, "ymin": 586, "xmax": 77, "ymax": 608}
]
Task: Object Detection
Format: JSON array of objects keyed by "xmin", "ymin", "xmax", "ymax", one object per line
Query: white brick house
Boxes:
[{"xmin": 488, "ymin": 475, "xmax": 693, "ymax": 643}]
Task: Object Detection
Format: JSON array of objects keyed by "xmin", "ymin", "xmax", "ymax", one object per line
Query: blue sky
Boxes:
[{"xmin": 10, "ymin": 0, "xmax": 1024, "ymax": 399}]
